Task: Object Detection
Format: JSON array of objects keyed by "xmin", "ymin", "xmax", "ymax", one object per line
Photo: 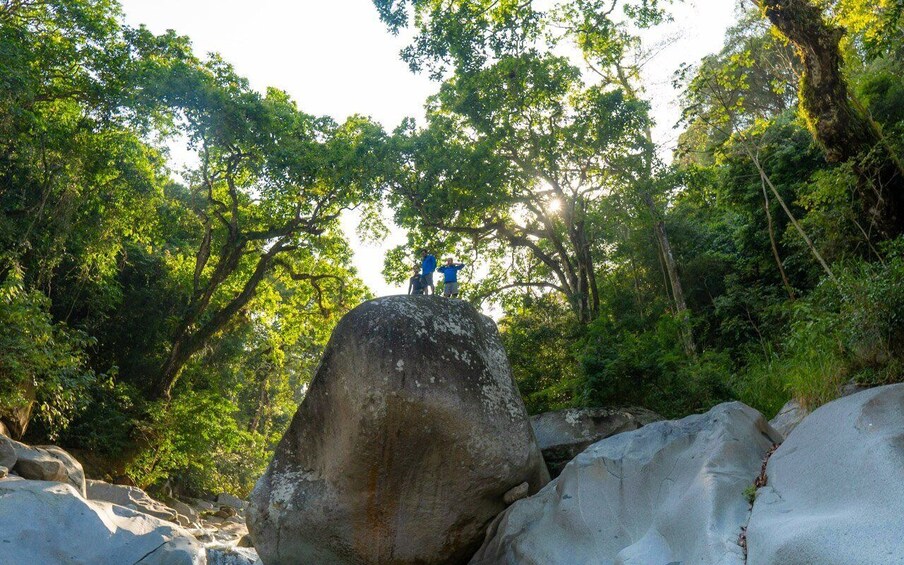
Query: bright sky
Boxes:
[{"xmin": 118, "ymin": 0, "xmax": 743, "ymax": 297}]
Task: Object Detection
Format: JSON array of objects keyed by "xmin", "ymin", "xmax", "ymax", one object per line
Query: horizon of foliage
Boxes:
[{"xmin": 2, "ymin": 0, "xmax": 904, "ymax": 496}]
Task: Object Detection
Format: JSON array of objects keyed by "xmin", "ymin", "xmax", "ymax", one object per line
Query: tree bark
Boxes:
[{"xmin": 755, "ymin": 0, "xmax": 904, "ymax": 238}]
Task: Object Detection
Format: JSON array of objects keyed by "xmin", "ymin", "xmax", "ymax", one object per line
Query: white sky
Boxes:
[{"xmin": 118, "ymin": 0, "xmax": 743, "ymax": 297}]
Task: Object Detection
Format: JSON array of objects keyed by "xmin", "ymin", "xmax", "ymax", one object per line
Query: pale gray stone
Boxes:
[
  {"xmin": 248, "ymin": 296, "xmax": 549, "ymax": 565},
  {"xmin": 747, "ymin": 384, "xmax": 904, "ymax": 565},
  {"xmin": 0, "ymin": 435, "xmax": 16, "ymax": 469},
  {"xmin": 0, "ymin": 479, "xmax": 205, "ymax": 565},
  {"xmin": 530, "ymin": 406, "xmax": 661, "ymax": 476},
  {"xmin": 9, "ymin": 440, "xmax": 85, "ymax": 496},
  {"xmin": 206, "ymin": 547, "xmax": 262, "ymax": 565},
  {"xmin": 768, "ymin": 398, "xmax": 808, "ymax": 439},
  {"xmin": 170, "ymin": 498, "xmax": 201, "ymax": 522},
  {"xmin": 472, "ymin": 402, "xmax": 781, "ymax": 565},
  {"xmin": 216, "ymin": 492, "xmax": 246, "ymax": 509},
  {"xmin": 87, "ymin": 479, "xmax": 179, "ymax": 522}
]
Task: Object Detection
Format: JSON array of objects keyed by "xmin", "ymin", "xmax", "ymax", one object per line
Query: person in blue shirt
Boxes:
[
  {"xmin": 437, "ymin": 257, "xmax": 466, "ymax": 298},
  {"xmin": 419, "ymin": 249, "xmax": 437, "ymax": 295}
]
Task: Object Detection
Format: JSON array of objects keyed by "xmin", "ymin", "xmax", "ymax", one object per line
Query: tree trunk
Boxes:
[
  {"xmin": 755, "ymin": 0, "xmax": 904, "ymax": 238},
  {"xmin": 642, "ymin": 191, "xmax": 697, "ymax": 356}
]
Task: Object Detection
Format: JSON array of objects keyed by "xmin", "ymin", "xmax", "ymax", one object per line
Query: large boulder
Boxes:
[
  {"xmin": 87, "ymin": 479, "xmax": 180, "ymax": 523},
  {"xmin": 6, "ymin": 439, "xmax": 86, "ymax": 496},
  {"xmin": 248, "ymin": 296, "xmax": 549, "ymax": 565},
  {"xmin": 471, "ymin": 402, "xmax": 781, "ymax": 565},
  {"xmin": 530, "ymin": 407, "xmax": 661, "ymax": 476},
  {"xmin": 747, "ymin": 384, "xmax": 904, "ymax": 564},
  {"xmin": 0, "ymin": 479, "xmax": 205, "ymax": 564}
]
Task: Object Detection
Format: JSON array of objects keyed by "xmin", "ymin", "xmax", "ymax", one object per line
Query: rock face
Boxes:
[
  {"xmin": 207, "ymin": 547, "xmax": 263, "ymax": 565},
  {"xmin": 747, "ymin": 384, "xmax": 904, "ymax": 565},
  {"xmin": 471, "ymin": 402, "xmax": 781, "ymax": 565},
  {"xmin": 0, "ymin": 479, "xmax": 205, "ymax": 564},
  {"xmin": 2, "ymin": 437, "xmax": 86, "ymax": 496},
  {"xmin": 530, "ymin": 407, "xmax": 661, "ymax": 476},
  {"xmin": 87, "ymin": 479, "xmax": 180, "ymax": 522},
  {"xmin": 248, "ymin": 296, "xmax": 549, "ymax": 565},
  {"xmin": 0, "ymin": 435, "xmax": 15, "ymax": 469},
  {"xmin": 768, "ymin": 398, "xmax": 808, "ymax": 439}
]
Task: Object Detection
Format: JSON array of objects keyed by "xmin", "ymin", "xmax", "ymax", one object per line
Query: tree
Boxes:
[
  {"xmin": 385, "ymin": 53, "xmax": 650, "ymax": 323},
  {"xmin": 752, "ymin": 0, "xmax": 904, "ymax": 238},
  {"xmin": 147, "ymin": 65, "xmax": 386, "ymax": 399}
]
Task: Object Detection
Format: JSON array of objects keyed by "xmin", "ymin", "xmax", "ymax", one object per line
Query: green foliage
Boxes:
[
  {"xmin": 128, "ymin": 392, "xmax": 269, "ymax": 496},
  {"xmin": 580, "ymin": 313, "xmax": 734, "ymax": 418},
  {"xmin": 499, "ymin": 296, "xmax": 583, "ymax": 414},
  {"xmin": 0, "ymin": 267, "xmax": 96, "ymax": 439}
]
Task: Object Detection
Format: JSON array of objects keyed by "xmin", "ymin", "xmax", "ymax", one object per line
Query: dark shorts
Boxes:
[{"xmin": 443, "ymin": 281, "xmax": 459, "ymax": 296}]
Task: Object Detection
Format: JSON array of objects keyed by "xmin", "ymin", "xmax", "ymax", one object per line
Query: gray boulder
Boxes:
[
  {"xmin": 248, "ymin": 296, "xmax": 549, "ymax": 565},
  {"xmin": 87, "ymin": 479, "xmax": 180, "ymax": 523},
  {"xmin": 768, "ymin": 398, "xmax": 808, "ymax": 439},
  {"xmin": 472, "ymin": 402, "xmax": 781, "ymax": 565},
  {"xmin": 0, "ymin": 479, "xmax": 205, "ymax": 564},
  {"xmin": 207, "ymin": 547, "xmax": 262, "ymax": 565},
  {"xmin": 0, "ymin": 435, "xmax": 15, "ymax": 469},
  {"xmin": 530, "ymin": 406, "xmax": 661, "ymax": 476},
  {"xmin": 217, "ymin": 492, "xmax": 246, "ymax": 510},
  {"xmin": 170, "ymin": 498, "xmax": 202, "ymax": 523},
  {"xmin": 8, "ymin": 440, "xmax": 86, "ymax": 496},
  {"xmin": 747, "ymin": 384, "xmax": 904, "ymax": 565}
]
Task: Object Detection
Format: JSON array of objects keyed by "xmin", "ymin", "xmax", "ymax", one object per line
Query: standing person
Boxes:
[
  {"xmin": 419, "ymin": 249, "xmax": 437, "ymax": 295},
  {"xmin": 437, "ymin": 257, "xmax": 466, "ymax": 298},
  {"xmin": 407, "ymin": 265, "xmax": 426, "ymax": 295}
]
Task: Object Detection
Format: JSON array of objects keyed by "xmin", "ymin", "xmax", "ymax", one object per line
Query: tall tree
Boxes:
[
  {"xmin": 149, "ymin": 67, "xmax": 385, "ymax": 398},
  {"xmin": 386, "ymin": 54, "xmax": 650, "ymax": 323},
  {"xmin": 753, "ymin": 0, "xmax": 904, "ymax": 237}
]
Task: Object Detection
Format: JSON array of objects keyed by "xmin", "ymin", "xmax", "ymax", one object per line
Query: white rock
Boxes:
[
  {"xmin": 87, "ymin": 479, "xmax": 179, "ymax": 522},
  {"xmin": 747, "ymin": 384, "xmax": 904, "ymax": 565},
  {"xmin": 0, "ymin": 479, "xmax": 206, "ymax": 564},
  {"xmin": 472, "ymin": 402, "xmax": 781, "ymax": 565}
]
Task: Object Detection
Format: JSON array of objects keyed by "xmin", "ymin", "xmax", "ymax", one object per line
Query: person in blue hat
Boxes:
[{"xmin": 437, "ymin": 257, "xmax": 466, "ymax": 298}]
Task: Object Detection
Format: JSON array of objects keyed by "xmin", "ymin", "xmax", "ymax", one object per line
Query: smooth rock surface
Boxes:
[
  {"xmin": 87, "ymin": 479, "xmax": 180, "ymax": 522},
  {"xmin": 747, "ymin": 384, "xmax": 904, "ymax": 565},
  {"xmin": 9, "ymin": 440, "xmax": 86, "ymax": 496},
  {"xmin": 472, "ymin": 402, "xmax": 781, "ymax": 565},
  {"xmin": 248, "ymin": 296, "xmax": 549, "ymax": 565},
  {"xmin": 217, "ymin": 492, "xmax": 246, "ymax": 509},
  {"xmin": 0, "ymin": 479, "xmax": 205, "ymax": 565},
  {"xmin": 530, "ymin": 406, "xmax": 661, "ymax": 476}
]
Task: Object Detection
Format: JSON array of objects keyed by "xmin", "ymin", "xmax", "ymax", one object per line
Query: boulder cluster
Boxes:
[
  {"xmin": 3, "ymin": 296, "xmax": 904, "ymax": 565},
  {"xmin": 0, "ymin": 434, "xmax": 261, "ymax": 565},
  {"xmin": 248, "ymin": 297, "xmax": 904, "ymax": 565}
]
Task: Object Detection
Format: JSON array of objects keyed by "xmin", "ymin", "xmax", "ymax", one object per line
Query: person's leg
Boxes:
[{"xmin": 445, "ymin": 281, "xmax": 457, "ymax": 298}]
